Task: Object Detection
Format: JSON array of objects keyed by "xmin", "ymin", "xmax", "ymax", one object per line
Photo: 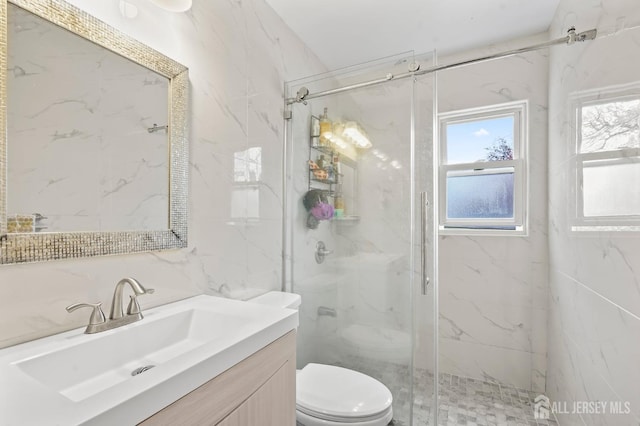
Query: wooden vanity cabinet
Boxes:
[{"xmin": 139, "ymin": 331, "xmax": 296, "ymax": 426}]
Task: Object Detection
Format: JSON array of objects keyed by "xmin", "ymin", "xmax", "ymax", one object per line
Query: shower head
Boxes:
[{"xmin": 295, "ymin": 87, "xmax": 309, "ymax": 105}]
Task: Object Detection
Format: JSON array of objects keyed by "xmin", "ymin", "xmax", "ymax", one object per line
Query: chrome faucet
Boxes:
[
  {"xmin": 315, "ymin": 241, "xmax": 333, "ymax": 264},
  {"xmin": 66, "ymin": 277, "xmax": 154, "ymax": 334},
  {"xmin": 110, "ymin": 277, "xmax": 154, "ymax": 320}
]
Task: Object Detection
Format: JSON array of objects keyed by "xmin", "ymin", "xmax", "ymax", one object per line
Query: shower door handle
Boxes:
[{"xmin": 421, "ymin": 192, "xmax": 430, "ymax": 295}]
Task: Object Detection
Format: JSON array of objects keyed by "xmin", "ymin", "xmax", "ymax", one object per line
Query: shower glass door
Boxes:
[{"xmin": 284, "ymin": 52, "xmax": 438, "ymax": 425}]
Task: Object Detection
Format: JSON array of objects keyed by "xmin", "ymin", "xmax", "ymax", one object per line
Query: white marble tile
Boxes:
[
  {"xmin": 438, "ymin": 338, "xmax": 533, "ymax": 390},
  {"xmin": 548, "ymin": 271, "xmax": 640, "ymax": 421},
  {"xmin": 439, "ymin": 254, "xmax": 548, "ymax": 310},
  {"xmin": 531, "ymin": 352, "xmax": 547, "ymax": 395},
  {"xmin": 439, "ymin": 295, "xmax": 543, "ymax": 353}
]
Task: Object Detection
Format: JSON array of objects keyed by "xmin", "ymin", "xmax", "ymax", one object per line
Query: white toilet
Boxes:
[{"xmin": 249, "ymin": 291, "xmax": 394, "ymax": 426}]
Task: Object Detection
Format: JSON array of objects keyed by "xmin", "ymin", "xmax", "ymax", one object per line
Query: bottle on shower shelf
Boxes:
[
  {"xmin": 333, "ymin": 152, "xmax": 341, "ymax": 181},
  {"xmin": 333, "ymin": 190, "xmax": 344, "ymax": 218},
  {"xmin": 319, "ymin": 107, "xmax": 332, "ymax": 146}
]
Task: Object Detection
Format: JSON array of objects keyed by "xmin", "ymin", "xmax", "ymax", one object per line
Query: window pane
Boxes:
[
  {"xmin": 446, "ymin": 116, "xmax": 514, "ymax": 164},
  {"xmin": 581, "ymin": 99, "xmax": 640, "ymax": 153},
  {"xmin": 447, "ymin": 170, "xmax": 514, "ymax": 219},
  {"xmin": 234, "ymin": 147, "xmax": 262, "ymax": 182},
  {"xmin": 583, "ymin": 159, "xmax": 640, "ymax": 217},
  {"xmin": 231, "ymin": 187, "xmax": 260, "ymax": 219}
]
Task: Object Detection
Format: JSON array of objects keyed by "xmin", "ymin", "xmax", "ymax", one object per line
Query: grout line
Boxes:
[{"xmin": 555, "ymin": 269, "xmax": 640, "ymax": 322}]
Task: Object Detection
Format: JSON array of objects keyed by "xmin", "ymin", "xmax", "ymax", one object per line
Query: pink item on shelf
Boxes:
[{"xmin": 310, "ymin": 202, "xmax": 334, "ymax": 220}]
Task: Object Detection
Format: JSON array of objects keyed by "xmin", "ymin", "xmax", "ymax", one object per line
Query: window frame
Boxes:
[
  {"xmin": 438, "ymin": 101, "xmax": 528, "ymax": 235},
  {"xmin": 572, "ymin": 85, "xmax": 640, "ymax": 230}
]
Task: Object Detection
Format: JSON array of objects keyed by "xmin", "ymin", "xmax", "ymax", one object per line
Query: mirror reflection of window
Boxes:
[
  {"xmin": 231, "ymin": 147, "xmax": 262, "ymax": 221},
  {"xmin": 233, "ymin": 147, "xmax": 262, "ymax": 182}
]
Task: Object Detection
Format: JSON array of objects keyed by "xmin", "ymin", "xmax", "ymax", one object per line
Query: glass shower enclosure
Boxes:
[{"xmin": 283, "ymin": 53, "xmax": 438, "ymax": 425}]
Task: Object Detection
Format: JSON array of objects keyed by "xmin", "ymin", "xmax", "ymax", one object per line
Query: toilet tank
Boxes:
[{"xmin": 249, "ymin": 291, "xmax": 301, "ymax": 310}]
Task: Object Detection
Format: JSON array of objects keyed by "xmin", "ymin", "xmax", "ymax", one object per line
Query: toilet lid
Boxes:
[{"xmin": 296, "ymin": 364, "xmax": 392, "ymax": 421}]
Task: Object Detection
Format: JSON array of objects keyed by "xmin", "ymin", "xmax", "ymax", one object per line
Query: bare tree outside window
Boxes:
[
  {"xmin": 439, "ymin": 101, "xmax": 526, "ymax": 232},
  {"xmin": 581, "ymin": 99, "xmax": 640, "ymax": 153},
  {"xmin": 485, "ymin": 137, "xmax": 514, "ymax": 161},
  {"xmin": 574, "ymin": 92, "xmax": 640, "ymax": 225}
]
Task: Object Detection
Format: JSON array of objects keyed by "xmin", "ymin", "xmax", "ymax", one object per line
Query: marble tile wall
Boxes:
[
  {"xmin": 546, "ymin": 0, "xmax": 640, "ymax": 423},
  {"xmin": 0, "ymin": 0, "xmax": 328, "ymax": 348},
  {"xmin": 434, "ymin": 35, "xmax": 550, "ymax": 393}
]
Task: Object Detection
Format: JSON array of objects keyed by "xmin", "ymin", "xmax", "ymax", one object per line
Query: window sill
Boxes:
[
  {"xmin": 571, "ymin": 225, "xmax": 640, "ymax": 233},
  {"xmin": 439, "ymin": 225, "xmax": 527, "ymax": 237}
]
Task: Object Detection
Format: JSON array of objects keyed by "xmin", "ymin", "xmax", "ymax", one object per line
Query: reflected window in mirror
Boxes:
[{"xmin": 230, "ymin": 147, "xmax": 262, "ymax": 222}]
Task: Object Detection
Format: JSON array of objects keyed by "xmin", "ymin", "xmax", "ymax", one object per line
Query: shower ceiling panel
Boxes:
[{"xmin": 265, "ymin": 0, "xmax": 560, "ymax": 70}]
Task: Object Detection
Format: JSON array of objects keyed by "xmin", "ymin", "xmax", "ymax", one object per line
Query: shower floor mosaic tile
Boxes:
[
  {"xmin": 427, "ymin": 373, "xmax": 559, "ymax": 426},
  {"xmin": 336, "ymin": 357, "xmax": 557, "ymax": 426}
]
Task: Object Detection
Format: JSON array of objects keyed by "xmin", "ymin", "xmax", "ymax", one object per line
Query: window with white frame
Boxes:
[
  {"xmin": 573, "ymin": 86, "xmax": 640, "ymax": 230},
  {"xmin": 439, "ymin": 101, "xmax": 527, "ymax": 233}
]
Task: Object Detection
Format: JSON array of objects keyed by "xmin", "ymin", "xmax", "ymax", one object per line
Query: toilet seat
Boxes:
[
  {"xmin": 296, "ymin": 408, "xmax": 393, "ymax": 426},
  {"xmin": 296, "ymin": 364, "xmax": 393, "ymax": 426}
]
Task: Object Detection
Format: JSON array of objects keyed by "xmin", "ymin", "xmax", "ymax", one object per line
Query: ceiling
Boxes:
[{"xmin": 265, "ymin": 0, "xmax": 561, "ymax": 71}]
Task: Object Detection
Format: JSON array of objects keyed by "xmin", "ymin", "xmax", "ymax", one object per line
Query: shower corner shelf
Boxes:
[
  {"xmin": 306, "ymin": 119, "xmax": 358, "ymax": 226},
  {"xmin": 332, "ymin": 215, "xmax": 360, "ymax": 224},
  {"xmin": 310, "ymin": 144, "xmax": 334, "ymax": 155},
  {"xmin": 310, "ymin": 177, "xmax": 339, "ymax": 185}
]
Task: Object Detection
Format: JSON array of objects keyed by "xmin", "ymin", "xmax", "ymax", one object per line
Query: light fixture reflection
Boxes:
[
  {"xmin": 390, "ymin": 160, "xmax": 402, "ymax": 169},
  {"xmin": 343, "ymin": 121, "xmax": 372, "ymax": 149},
  {"xmin": 329, "ymin": 122, "xmax": 349, "ymax": 149},
  {"xmin": 372, "ymin": 149, "xmax": 388, "ymax": 161}
]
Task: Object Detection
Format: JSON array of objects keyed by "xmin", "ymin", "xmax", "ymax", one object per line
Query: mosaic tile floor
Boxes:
[
  {"xmin": 427, "ymin": 373, "xmax": 559, "ymax": 426},
  {"xmin": 336, "ymin": 357, "xmax": 557, "ymax": 426}
]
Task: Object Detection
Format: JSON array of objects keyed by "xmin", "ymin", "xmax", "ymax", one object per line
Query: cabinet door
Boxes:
[
  {"xmin": 140, "ymin": 331, "xmax": 296, "ymax": 426},
  {"xmin": 217, "ymin": 358, "xmax": 295, "ymax": 426}
]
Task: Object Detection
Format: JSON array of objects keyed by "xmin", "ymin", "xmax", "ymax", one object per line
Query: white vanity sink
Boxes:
[{"xmin": 0, "ymin": 295, "xmax": 298, "ymax": 425}]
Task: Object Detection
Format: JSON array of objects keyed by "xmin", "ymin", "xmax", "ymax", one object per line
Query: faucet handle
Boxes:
[
  {"xmin": 66, "ymin": 302, "xmax": 106, "ymax": 326},
  {"xmin": 127, "ymin": 295, "xmax": 142, "ymax": 315}
]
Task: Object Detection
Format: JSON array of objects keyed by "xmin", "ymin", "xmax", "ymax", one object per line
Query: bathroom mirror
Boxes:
[{"xmin": 0, "ymin": 0, "xmax": 189, "ymax": 264}]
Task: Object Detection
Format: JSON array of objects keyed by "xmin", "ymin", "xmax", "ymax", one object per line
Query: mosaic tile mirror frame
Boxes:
[{"xmin": 0, "ymin": 0, "xmax": 189, "ymax": 264}]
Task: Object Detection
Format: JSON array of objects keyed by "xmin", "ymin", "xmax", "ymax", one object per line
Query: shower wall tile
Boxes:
[
  {"xmin": 439, "ymin": 243, "xmax": 549, "ymax": 309},
  {"xmin": 531, "ymin": 352, "xmax": 547, "ymax": 396},
  {"xmin": 547, "ymin": 0, "xmax": 640, "ymax": 423},
  {"xmin": 435, "ymin": 35, "xmax": 550, "ymax": 391},
  {"xmin": 438, "ymin": 338, "xmax": 533, "ymax": 389},
  {"xmin": 0, "ymin": 0, "xmax": 329, "ymax": 348},
  {"xmin": 439, "ymin": 294, "xmax": 539, "ymax": 353},
  {"xmin": 547, "ymin": 272, "xmax": 640, "ymax": 424}
]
